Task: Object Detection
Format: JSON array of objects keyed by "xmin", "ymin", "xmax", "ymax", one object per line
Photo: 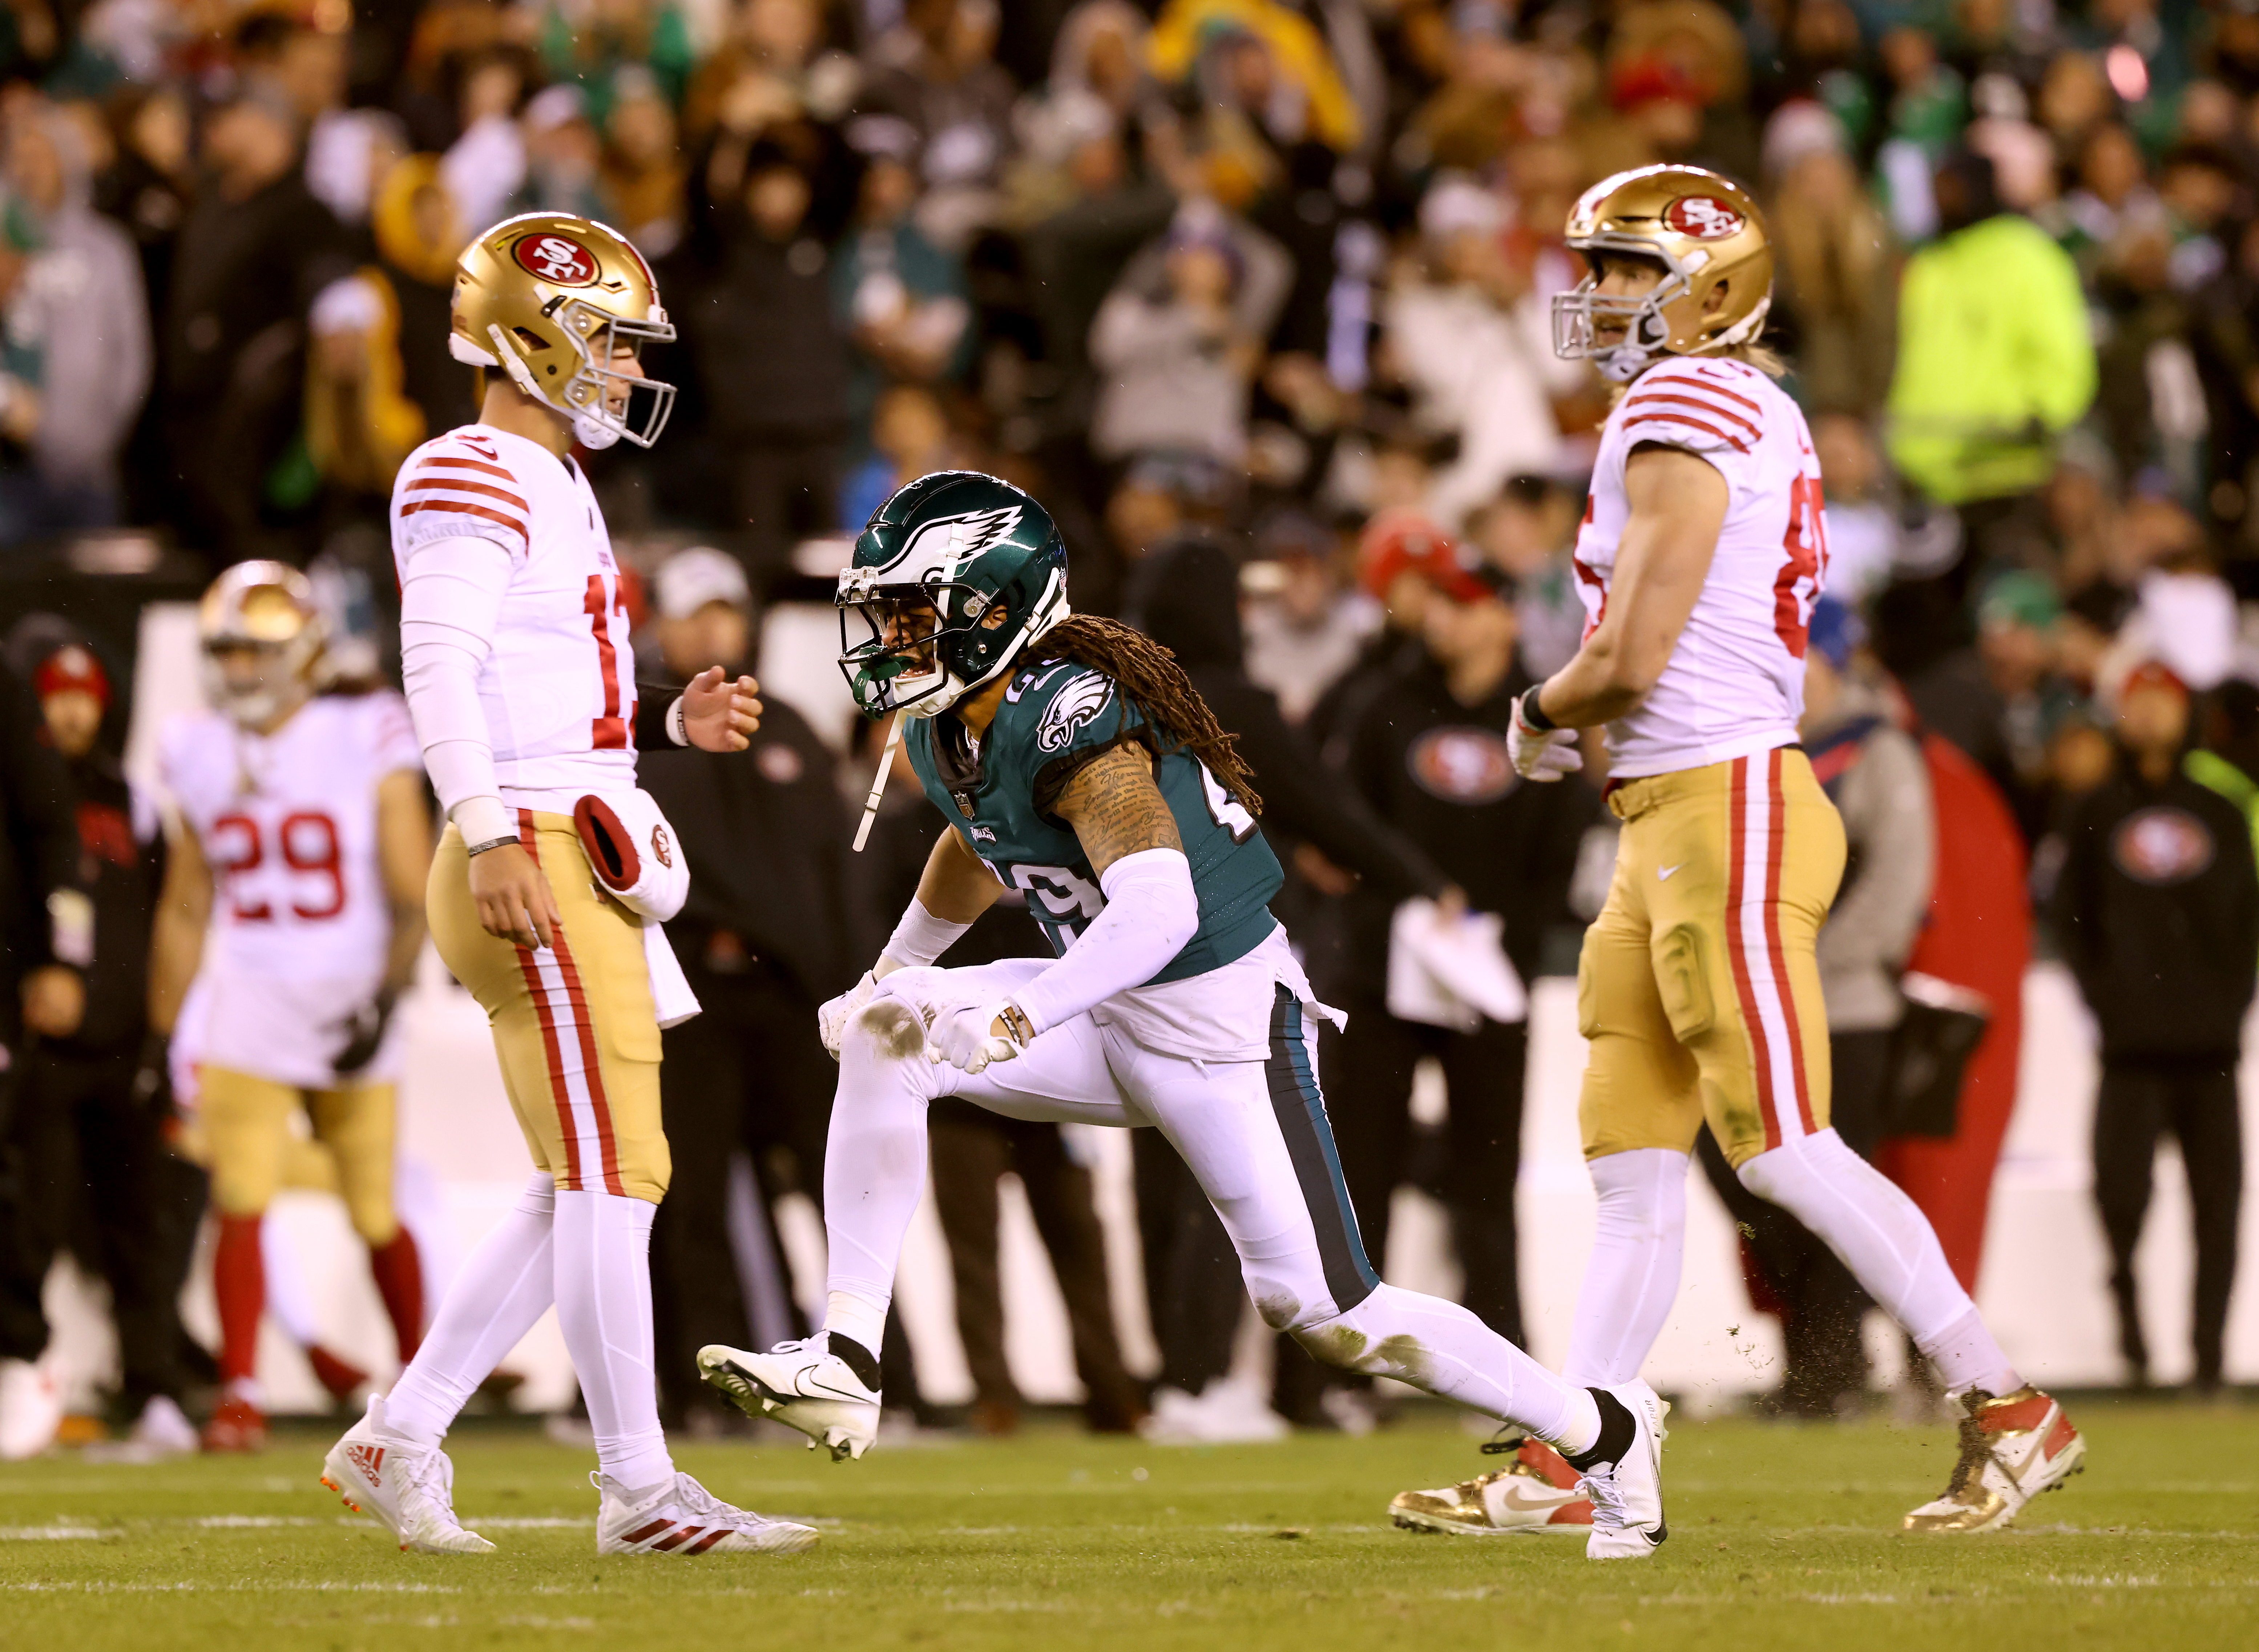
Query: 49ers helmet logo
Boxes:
[
  {"xmin": 513, "ymin": 232, "xmax": 599, "ymax": 285},
  {"xmin": 1664, "ymin": 196, "xmax": 1744, "ymax": 239}
]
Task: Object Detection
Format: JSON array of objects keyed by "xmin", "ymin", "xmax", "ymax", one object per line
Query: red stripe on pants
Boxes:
[{"xmin": 514, "ymin": 810, "xmax": 585, "ymax": 1189}]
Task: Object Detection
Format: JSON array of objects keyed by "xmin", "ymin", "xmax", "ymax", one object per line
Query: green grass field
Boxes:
[{"xmin": 2, "ymin": 1398, "xmax": 2255, "ymax": 1651}]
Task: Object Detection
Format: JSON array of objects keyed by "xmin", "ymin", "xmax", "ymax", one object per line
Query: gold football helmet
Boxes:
[
  {"xmin": 448, "ymin": 211, "xmax": 677, "ymax": 448},
  {"xmin": 1552, "ymin": 164, "xmax": 1773, "ymax": 381},
  {"xmin": 199, "ymin": 561, "xmax": 326, "ymax": 729}
]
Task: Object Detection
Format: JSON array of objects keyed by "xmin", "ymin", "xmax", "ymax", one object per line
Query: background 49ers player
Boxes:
[
  {"xmin": 150, "ymin": 563, "xmax": 431, "ymax": 1453},
  {"xmin": 1392, "ymin": 166, "xmax": 2085, "ymax": 1542},
  {"xmin": 319, "ymin": 212, "xmax": 807, "ymax": 1558}
]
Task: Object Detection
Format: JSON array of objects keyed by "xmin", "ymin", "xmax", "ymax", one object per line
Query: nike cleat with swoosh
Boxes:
[
  {"xmin": 698, "ymin": 1337, "xmax": 880, "ymax": 1462},
  {"xmin": 1389, "ymin": 1434, "xmax": 1595, "ymax": 1535},
  {"xmin": 1903, "ymin": 1385, "xmax": 2085, "ymax": 1532},
  {"xmin": 1578, "ymin": 1381, "xmax": 1669, "ymax": 1560}
]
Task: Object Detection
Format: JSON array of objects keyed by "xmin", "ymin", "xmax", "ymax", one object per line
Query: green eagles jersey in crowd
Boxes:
[{"xmin": 904, "ymin": 657, "xmax": 1283, "ymax": 986}]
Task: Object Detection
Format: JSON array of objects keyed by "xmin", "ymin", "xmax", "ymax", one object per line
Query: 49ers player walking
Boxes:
[
  {"xmin": 1391, "ymin": 167, "xmax": 2083, "ymax": 1540},
  {"xmin": 319, "ymin": 213, "xmax": 807, "ymax": 1557}
]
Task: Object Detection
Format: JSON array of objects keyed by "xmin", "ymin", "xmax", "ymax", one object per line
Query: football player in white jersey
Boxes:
[
  {"xmin": 1391, "ymin": 167, "xmax": 2084, "ymax": 1540},
  {"xmin": 318, "ymin": 212, "xmax": 809, "ymax": 1558},
  {"xmin": 149, "ymin": 564, "xmax": 431, "ymax": 1453}
]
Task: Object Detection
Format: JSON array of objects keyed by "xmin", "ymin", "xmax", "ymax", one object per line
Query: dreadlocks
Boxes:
[{"xmin": 1024, "ymin": 615, "xmax": 1263, "ymax": 814}]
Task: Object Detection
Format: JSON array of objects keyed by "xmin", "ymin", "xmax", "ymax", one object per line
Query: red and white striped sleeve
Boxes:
[
  {"xmin": 391, "ymin": 435, "xmax": 530, "ymax": 557},
  {"xmin": 1616, "ymin": 363, "xmax": 1766, "ymax": 464}
]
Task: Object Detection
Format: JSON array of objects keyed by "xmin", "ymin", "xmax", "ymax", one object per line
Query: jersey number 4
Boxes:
[
  {"xmin": 1774, "ymin": 474, "xmax": 1828, "ymax": 658},
  {"xmin": 585, "ymin": 575, "xmax": 633, "ymax": 750},
  {"xmin": 209, "ymin": 810, "xmax": 344, "ymax": 922}
]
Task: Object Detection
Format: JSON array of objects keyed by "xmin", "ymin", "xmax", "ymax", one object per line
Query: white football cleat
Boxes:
[
  {"xmin": 1138, "ymin": 1379, "xmax": 1290, "ymax": 1445},
  {"xmin": 1577, "ymin": 1382, "xmax": 1669, "ymax": 1560},
  {"xmin": 1903, "ymin": 1385, "xmax": 2086, "ymax": 1532},
  {"xmin": 1389, "ymin": 1434, "xmax": 1594, "ymax": 1534},
  {"xmin": 595, "ymin": 1470, "xmax": 819, "ymax": 1555},
  {"xmin": 129, "ymin": 1395, "xmax": 199, "ymax": 1458},
  {"xmin": 320, "ymin": 1393, "xmax": 495, "ymax": 1555},
  {"xmin": 0, "ymin": 1358, "xmax": 63, "ymax": 1460},
  {"xmin": 698, "ymin": 1337, "xmax": 880, "ymax": 1462}
]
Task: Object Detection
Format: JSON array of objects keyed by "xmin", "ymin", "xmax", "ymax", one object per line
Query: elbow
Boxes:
[{"xmin": 1155, "ymin": 878, "xmax": 1201, "ymax": 955}]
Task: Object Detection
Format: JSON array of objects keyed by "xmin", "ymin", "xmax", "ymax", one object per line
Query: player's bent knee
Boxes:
[
  {"xmin": 1286, "ymin": 1286, "xmax": 1429, "ymax": 1383},
  {"xmin": 848, "ymin": 996, "xmax": 927, "ymax": 1064}
]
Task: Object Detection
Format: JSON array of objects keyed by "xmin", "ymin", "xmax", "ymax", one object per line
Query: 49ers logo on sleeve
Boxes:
[
  {"xmin": 513, "ymin": 232, "xmax": 600, "ymax": 286},
  {"xmin": 1665, "ymin": 196, "xmax": 1744, "ymax": 239}
]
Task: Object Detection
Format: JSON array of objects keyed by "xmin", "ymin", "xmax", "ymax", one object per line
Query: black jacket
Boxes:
[
  {"xmin": 0, "ymin": 666, "xmax": 82, "ymax": 999},
  {"xmin": 2052, "ymin": 758, "xmax": 2259, "ymax": 1061},
  {"xmin": 1121, "ymin": 534, "xmax": 1449, "ymax": 902},
  {"xmin": 1333, "ymin": 649, "xmax": 1599, "ymax": 997},
  {"xmin": 53, "ymin": 752, "xmax": 164, "ymax": 1056},
  {"xmin": 686, "ymin": 224, "xmax": 850, "ymax": 444},
  {"xmin": 638, "ymin": 698, "xmax": 860, "ymax": 1002}
]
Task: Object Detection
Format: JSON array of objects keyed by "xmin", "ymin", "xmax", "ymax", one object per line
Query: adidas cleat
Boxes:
[
  {"xmin": 595, "ymin": 1471, "xmax": 819, "ymax": 1555},
  {"xmin": 1904, "ymin": 1385, "xmax": 2086, "ymax": 1532},
  {"xmin": 1390, "ymin": 1434, "xmax": 1594, "ymax": 1534},
  {"xmin": 698, "ymin": 1337, "xmax": 879, "ymax": 1462},
  {"xmin": 320, "ymin": 1393, "xmax": 493, "ymax": 1555},
  {"xmin": 1577, "ymin": 1382, "xmax": 1669, "ymax": 1560}
]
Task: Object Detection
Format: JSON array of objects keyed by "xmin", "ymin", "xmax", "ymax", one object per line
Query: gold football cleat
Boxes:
[
  {"xmin": 1390, "ymin": 1435, "xmax": 1594, "ymax": 1535},
  {"xmin": 1904, "ymin": 1385, "xmax": 2086, "ymax": 1532}
]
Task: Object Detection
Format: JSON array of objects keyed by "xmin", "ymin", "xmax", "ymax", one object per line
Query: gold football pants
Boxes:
[
  {"xmin": 1577, "ymin": 746, "xmax": 1845, "ymax": 1170},
  {"xmin": 196, "ymin": 1068, "xmax": 400, "ymax": 1245},
  {"xmin": 427, "ymin": 810, "xmax": 668, "ymax": 1202}
]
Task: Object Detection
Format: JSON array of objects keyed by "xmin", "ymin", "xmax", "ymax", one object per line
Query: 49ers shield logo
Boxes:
[
  {"xmin": 513, "ymin": 232, "xmax": 600, "ymax": 286},
  {"xmin": 1664, "ymin": 196, "xmax": 1744, "ymax": 239}
]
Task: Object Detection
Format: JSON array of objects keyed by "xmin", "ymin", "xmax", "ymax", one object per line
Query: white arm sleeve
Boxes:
[
  {"xmin": 1009, "ymin": 847, "xmax": 1199, "ymax": 1037},
  {"xmin": 399, "ymin": 534, "xmax": 513, "ymax": 845},
  {"xmin": 880, "ymin": 896, "xmax": 972, "ymax": 972}
]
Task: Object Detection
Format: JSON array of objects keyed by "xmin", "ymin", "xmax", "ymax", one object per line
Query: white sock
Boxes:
[
  {"xmin": 384, "ymin": 1174, "xmax": 556, "ymax": 1446},
  {"xmin": 553, "ymin": 1189, "xmax": 674, "ymax": 1492},
  {"xmin": 1738, "ymin": 1129, "xmax": 2020, "ymax": 1394},
  {"xmin": 1296, "ymin": 1282, "xmax": 1602, "ymax": 1456},
  {"xmin": 821, "ymin": 998, "xmax": 935, "ymax": 1321},
  {"xmin": 823, "ymin": 1290, "xmax": 887, "ymax": 1363},
  {"xmin": 1565, "ymin": 1148, "xmax": 1687, "ymax": 1388}
]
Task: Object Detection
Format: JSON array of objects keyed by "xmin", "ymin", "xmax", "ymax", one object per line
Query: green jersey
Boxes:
[{"xmin": 904, "ymin": 657, "xmax": 1283, "ymax": 985}]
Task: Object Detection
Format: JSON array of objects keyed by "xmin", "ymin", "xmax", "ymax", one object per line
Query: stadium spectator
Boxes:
[
  {"xmin": 635, "ymin": 548, "xmax": 860, "ymax": 1428},
  {"xmin": 2053, "ymin": 663, "xmax": 2258, "ymax": 1391}
]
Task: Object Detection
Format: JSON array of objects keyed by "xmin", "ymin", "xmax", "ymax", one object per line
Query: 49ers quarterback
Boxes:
[
  {"xmin": 149, "ymin": 564, "xmax": 429, "ymax": 1454},
  {"xmin": 318, "ymin": 212, "xmax": 807, "ymax": 1558},
  {"xmin": 1391, "ymin": 167, "xmax": 2084, "ymax": 1541}
]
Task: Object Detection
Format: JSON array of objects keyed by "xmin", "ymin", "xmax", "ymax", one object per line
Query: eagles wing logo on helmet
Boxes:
[
  {"xmin": 895, "ymin": 507, "xmax": 1025, "ymax": 583},
  {"xmin": 1037, "ymin": 673, "xmax": 1114, "ymax": 753}
]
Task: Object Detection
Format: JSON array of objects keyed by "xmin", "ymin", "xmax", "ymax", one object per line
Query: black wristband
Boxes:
[
  {"xmin": 465, "ymin": 835, "xmax": 518, "ymax": 858},
  {"xmin": 1517, "ymin": 686, "xmax": 1559, "ymax": 734}
]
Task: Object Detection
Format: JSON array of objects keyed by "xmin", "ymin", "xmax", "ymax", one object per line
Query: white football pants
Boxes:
[{"xmin": 826, "ymin": 960, "xmax": 1596, "ymax": 1450}]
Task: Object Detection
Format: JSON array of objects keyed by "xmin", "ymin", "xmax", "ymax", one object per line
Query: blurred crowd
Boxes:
[{"xmin": 8, "ymin": 0, "xmax": 2259, "ymax": 1448}]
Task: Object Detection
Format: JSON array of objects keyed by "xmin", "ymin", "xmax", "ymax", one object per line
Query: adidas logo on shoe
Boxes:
[{"xmin": 346, "ymin": 1442, "xmax": 387, "ymax": 1486}]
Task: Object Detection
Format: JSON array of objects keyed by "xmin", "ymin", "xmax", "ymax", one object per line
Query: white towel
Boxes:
[
  {"xmin": 644, "ymin": 922, "xmax": 701, "ymax": 1029},
  {"xmin": 1387, "ymin": 899, "xmax": 1527, "ymax": 1031}
]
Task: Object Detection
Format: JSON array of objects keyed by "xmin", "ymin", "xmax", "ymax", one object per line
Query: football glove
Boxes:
[
  {"xmin": 926, "ymin": 1000, "xmax": 1030, "ymax": 1076},
  {"xmin": 334, "ymin": 987, "xmax": 399, "ymax": 1076},
  {"xmin": 818, "ymin": 969, "xmax": 882, "ymax": 1061},
  {"xmin": 1508, "ymin": 689, "xmax": 1583, "ymax": 782}
]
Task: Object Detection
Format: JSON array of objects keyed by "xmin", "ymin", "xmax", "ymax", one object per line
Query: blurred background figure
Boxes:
[
  {"xmin": 2053, "ymin": 663, "xmax": 2257, "ymax": 1393},
  {"xmin": 0, "ymin": 620, "xmax": 195, "ymax": 1458},
  {"xmin": 635, "ymin": 548, "xmax": 860, "ymax": 1430}
]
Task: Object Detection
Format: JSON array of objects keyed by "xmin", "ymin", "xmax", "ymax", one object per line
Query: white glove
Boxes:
[
  {"xmin": 818, "ymin": 969, "xmax": 881, "ymax": 1060},
  {"xmin": 926, "ymin": 1000, "xmax": 1028, "ymax": 1075},
  {"xmin": 1508, "ymin": 689, "xmax": 1583, "ymax": 782}
]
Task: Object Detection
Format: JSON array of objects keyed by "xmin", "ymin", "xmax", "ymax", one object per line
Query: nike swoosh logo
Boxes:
[{"xmin": 1658, "ymin": 863, "xmax": 1684, "ymax": 881}]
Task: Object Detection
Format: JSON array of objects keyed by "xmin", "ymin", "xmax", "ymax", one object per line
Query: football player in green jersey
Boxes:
[{"xmin": 699, "ymin": 473, "xmax": 1669, "ymax": 1559}]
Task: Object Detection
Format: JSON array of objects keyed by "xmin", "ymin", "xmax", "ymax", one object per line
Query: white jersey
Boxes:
[
  {"xmin": 161, "ymin": 694, "xmax": 421, "ymax": 1088},
  {"xmin": 388, "ymin": 423, "xmax": 639, "ymax": 812},
  {"xmin": 1571, "ymin": 356, "xmax": 1827, "ymax": 779}
]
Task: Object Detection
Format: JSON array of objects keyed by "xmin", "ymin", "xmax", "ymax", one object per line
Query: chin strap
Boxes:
[{"xmin": 852, "ymin": 712, "xmax": 904, "ymax": 853}]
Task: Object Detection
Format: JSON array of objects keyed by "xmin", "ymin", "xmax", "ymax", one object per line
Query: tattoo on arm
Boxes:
[{"xmin": 1054, "ymin": 745, "xmax": 1181, "ymax": 874}]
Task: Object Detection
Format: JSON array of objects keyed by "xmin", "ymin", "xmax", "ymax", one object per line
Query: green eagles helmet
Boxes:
[{"xmin": 836, "ymin": 470, "xmax": 1072, "ymax": 717}]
